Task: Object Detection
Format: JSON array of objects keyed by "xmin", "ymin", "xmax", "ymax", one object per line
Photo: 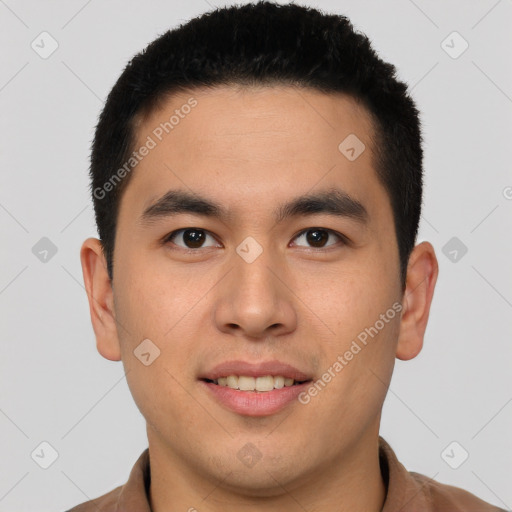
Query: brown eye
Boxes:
[
  {"xmin": 306, "ymin": 229, "xmax": 329, "ymax": 247},
  {"xmin": 293, "ymin": 228, "xmax": 344, "ymax": 248},
  {"xmin": 165, "ymin": 228, "xmax": 220, "ymax": 249},
  {"xmin": 182, "ymin": 229, "xmax": 205, "ymax": 248}
]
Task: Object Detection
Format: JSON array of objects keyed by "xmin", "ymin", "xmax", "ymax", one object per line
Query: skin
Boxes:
[{"xmin": 81, "ymin": 85, "xmax": 438, "ymax": 512}]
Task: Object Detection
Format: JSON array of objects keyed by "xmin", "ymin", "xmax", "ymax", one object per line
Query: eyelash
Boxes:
[{"xmin": 162, "ymin": 227, "xmax": 348, "ymax": 252}]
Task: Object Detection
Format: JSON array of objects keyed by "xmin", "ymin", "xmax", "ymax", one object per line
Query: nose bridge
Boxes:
[
  {"xmin": 235, "ymin": 250, "xmax": 278, "ymax": 309},
  {"xmin": 213, "ymin": 241, "xmax": 297, "ymax": 338}
]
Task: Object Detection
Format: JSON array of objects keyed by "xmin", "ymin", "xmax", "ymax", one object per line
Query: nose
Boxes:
[{"xmin": 213, "ymin": 249, "xmax": 297, "ymax": 340}]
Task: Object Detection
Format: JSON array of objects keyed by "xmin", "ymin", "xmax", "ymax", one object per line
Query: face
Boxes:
[{"xmin": 94, "ymin": 86, "xmax": 411, "ymax": 493}]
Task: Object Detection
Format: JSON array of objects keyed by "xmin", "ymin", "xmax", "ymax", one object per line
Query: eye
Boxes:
[
  {"xmin": 164, "ymin": 228, "xmax": 221, "ymax": 250},
  {"xmin": 291, "ymin": 228, "xmax": 345, "ymax": 249}
]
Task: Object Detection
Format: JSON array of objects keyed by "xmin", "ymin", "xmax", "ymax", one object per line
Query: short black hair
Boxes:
[{"xmin": 90, "ymin": 0, "xmax": 423, "ymax": 289}]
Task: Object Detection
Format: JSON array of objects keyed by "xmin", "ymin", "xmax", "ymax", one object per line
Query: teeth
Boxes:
[
  {"xmin": 274, "ymin": 376, "xmax": 284, "ymax": 389},
  {"xmin": 213, "ymin": 375, "xmax": 301, "ymax": 392},
  {"xmin": 226, "ymin": 375, "xmax": 238, "ymax": 388}
]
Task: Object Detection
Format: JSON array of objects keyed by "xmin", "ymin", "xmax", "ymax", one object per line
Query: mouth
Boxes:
[
  {"xmin": 198, "ymin": 360, "xmax": 313, "ymax": 416},
  {"xmin": 201, "ymin": 375, "xmax": 310, "ymax": 392}
]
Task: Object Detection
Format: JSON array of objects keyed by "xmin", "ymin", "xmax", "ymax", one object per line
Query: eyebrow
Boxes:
[{"xmin": 139, "ymin": 188, "xmax": 368, "ymax": 226}]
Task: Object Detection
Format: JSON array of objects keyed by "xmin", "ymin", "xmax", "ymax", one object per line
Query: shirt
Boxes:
[{"xmin": 65, "ymin": 437, "xmax": 506, "ymax": 511}]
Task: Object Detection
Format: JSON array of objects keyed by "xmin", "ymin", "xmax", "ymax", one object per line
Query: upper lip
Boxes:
[{"xmin": 199, "ymin": 360, "xmax": 312, "ymax": 381}]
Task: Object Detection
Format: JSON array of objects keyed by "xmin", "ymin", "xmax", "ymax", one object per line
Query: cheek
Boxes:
[
  {"xmin": 113, "ymin": 249, "xmax": 200, "ymax": 339},
  {"xmin": 113, "ymin": 268, "xmax": 206, "ymax": 434},
  {"xmin": 123, "ymin": 358, "xmax": 203, "ymax": 446},
  {"xmin": 305, "ymin": 250, "xmax": 401, "ymax": 394},
  {"xmin": 310, "ymin": 260, "xmax": 396, "ymax": 339},
  {"xmin": 317, "ymin": 313, "xmax": 400, "ymax": 431},
  {"xmin": 112, "ymin": 252, "xmax": 216, "ymax": 390}
]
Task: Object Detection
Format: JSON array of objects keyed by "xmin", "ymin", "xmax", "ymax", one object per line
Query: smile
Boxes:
[{"xmin": 204, "ymin": 375, "xmax": 308, "ymax": 392}]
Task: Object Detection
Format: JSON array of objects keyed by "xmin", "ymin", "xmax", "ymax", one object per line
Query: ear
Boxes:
[
  {"xmin": 80, "ymin": 238, "xmax": 121, "ymax": 361},
  {"xmin": 396, "ymin": 241, "xmax": 439, "ymax": 361}
]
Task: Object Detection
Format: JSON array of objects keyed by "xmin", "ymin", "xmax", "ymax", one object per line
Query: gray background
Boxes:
[{"xmin": 0, "ymin": 0, "xmax": 511, "ymax": 510}]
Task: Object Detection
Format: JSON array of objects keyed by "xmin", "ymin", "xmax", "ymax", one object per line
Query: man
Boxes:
[{"xmin": 73, "ymin": 1, "xmax": 505, "ymax": 511}]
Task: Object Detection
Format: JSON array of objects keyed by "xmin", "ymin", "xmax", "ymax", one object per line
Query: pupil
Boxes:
[
  {"xmin": 184, "ymin": 229, "xmax": 205, "ymax": 248},
  {"xmin": 306, "ymin": 229, "xmax": 328, "ymax": 247}
]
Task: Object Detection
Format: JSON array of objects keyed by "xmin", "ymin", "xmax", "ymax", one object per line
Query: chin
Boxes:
[
  {"xmin": 206, "ymin": 452, "xmax": 308, "ymax": 497},
  {"xmin": 217, "ymin": 471, "xmax": 299, "ymax": 498}
]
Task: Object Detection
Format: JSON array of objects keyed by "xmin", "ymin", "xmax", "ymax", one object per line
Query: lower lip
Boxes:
[{"xmin": 200, "ymin": 380, "xmax": 311, "ymax": 417}]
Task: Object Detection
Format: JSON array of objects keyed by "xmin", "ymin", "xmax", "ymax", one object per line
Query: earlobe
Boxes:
[
  {"xmin": 80, "ymin": 238, "xmax": 122, "ymax": 361},
  {"xmin": 396, "ymin": 241, "xmax": 439, "ymax": 361}
]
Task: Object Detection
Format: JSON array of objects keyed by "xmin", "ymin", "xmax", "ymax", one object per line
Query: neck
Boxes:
[{"xmin": 148, "ymin": 430, "xmax": 386, "ymax": 512}]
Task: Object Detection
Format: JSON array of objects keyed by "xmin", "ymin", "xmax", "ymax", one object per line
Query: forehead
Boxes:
[
  {"xmin": 134, "ymin": 85, "xmax": 376, "ymax": 157},
  {"xmin": 123, "ymin": 85, "xmax": 388, "ymax": 224}
]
